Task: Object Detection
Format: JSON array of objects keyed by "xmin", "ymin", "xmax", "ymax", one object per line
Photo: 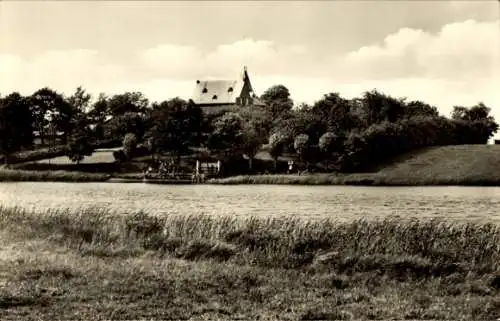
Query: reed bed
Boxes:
[
  {"xmin": 1, "ymin": 206, "xmax": 499, "ymax": 320},
  {"xmin": 0, "ymin": 169, "xmax": 110, "ymax": 182},
  {"xmin": 2, "ymin": 206, "xmax": 499, "ymax": 273}
]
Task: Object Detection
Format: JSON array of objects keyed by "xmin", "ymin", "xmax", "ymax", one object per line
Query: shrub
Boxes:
[{"xmin": 122, "ymin": 133, "xmax": 137, "ymax": 159}]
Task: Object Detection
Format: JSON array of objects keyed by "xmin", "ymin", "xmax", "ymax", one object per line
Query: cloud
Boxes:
[
  {"xmin": 336, "ymin": 19, "xmax": 499, "ymax": 82},
  {"xmin": 138, "ymin": 38, "xmax": 311, "ymax": 79},
  {"xmin": 0, "ymin": 49, "xmax": 124, "ymax": 96},
  {"xmin": 1, "ymin": 18, "xmax": 498, "ymax": 126}
]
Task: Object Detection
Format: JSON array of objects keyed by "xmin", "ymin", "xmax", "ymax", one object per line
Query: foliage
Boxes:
[
  {"xmin": 451, "ymin": 103, "xmax": 499, "ymax": 143},
  {"xmin": 107, "ymin": 91, "xmax": 149, "ymax": 116},
  {"xmin": 311, "ymin": 93, "xmax": 357, "ymax": 134},
  {"xmin": 0, "ymin": 93, "xmax": 34, "ymax": 160},
  {"xmin": 66, "ymin": 86, "xmax": 92, "ymax": 114},
  {"xmin": 208, "ymin": 112, "xmax": 245, "ymax": 159},
  {"xmin": 103, "ymin": 112, "xmax": 146, "ymax": 142},
  {"xmin": 293, "ymin": 134, "xmax": 310, "ymax": 159},
  {"xmin": 113, "ymin": 150, "xmax": 127, "ymax": 163},
  {"xmin": 65, "ymin": 115, "xmax": 94, "ymax": 164},
  {"xmin": 318, "ymin": 132, "xmax": 344, "ymax": 170},
  {"xmin": 268, "ymin": 132, "xmax": 287, "ymax": 169},
  {"xmin": 31, "ymin": 87, "xmax": 75, "ymax": 144},
  {"xmin": 241, "ymin": 122, "xmax": 266, "ymax": 170},
  {"xmin": 122, "ymin": 133, "xmax": 137, "ymax": 159},
  {"xmin": 146, "ymin": 98, "xmax": 203, "ymax": 160},
  {"xmin": 0, "ymin": 84, "xmax": 498, "ymax": 174},
  {"xmin": 260, "ymin": 84, "xmax": 294, "ymax": 117}
]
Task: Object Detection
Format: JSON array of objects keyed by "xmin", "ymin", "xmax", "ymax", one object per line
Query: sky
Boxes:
[{"xmin": 0, "ymin": 0, "xmax": 499, "ymax": 120}]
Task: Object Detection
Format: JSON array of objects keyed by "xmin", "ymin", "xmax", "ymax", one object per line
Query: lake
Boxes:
[{"xmin": 1, "ymin": 182, "xmax": 500, "ymax": 223}]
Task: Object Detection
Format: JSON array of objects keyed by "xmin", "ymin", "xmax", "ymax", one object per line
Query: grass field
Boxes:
[
  {"xmin": 36, "ymin": 149, "xmax": 119, "ymax": 165},
  {"xmin": 210, "ymin": 145, "xmax": 500, "ymax": 186},
  {"xmin": 0, "ymin": 206, "xmax": 499, "ymax": 320}
]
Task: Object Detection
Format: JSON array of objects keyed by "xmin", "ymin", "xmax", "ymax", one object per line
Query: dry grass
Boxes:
[{"xmin": 0, "ymin": 206, "xmax": 499, "ymax": 320}]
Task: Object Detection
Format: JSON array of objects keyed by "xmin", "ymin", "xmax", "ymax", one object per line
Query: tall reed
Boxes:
[{"xmin": 1, "ymin": 206, "xmax": 498, "ymax": 274}]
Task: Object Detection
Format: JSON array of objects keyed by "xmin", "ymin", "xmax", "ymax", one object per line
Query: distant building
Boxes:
[{"xmin": 191, "ymin": 67, "xmax": 266, "ymax": 113}]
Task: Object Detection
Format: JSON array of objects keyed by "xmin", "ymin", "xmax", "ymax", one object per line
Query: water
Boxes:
[{"xmin": 1, "ymin": 182, "xmax": 500, "ymax": 223}]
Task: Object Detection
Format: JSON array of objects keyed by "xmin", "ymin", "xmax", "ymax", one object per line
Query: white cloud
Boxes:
[
  {"xmin": 0, "ymin": 49, "xmax": 124, "ymax": 96},
  {"xmin": 138, "ymin": 38, "xmax": 311, "ymax": 79},
  {"xmin": 1, "ymin": 19, "xmax": 498, "ymax": 127},
  {"xmin": 336, "ymin": 19, "xmax": 499, "ymax": 82}
]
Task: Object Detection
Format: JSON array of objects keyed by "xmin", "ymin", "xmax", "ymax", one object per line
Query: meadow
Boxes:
[{"xmin": 0, "ymin": 206, "xmax": 499, "ymax": 320}]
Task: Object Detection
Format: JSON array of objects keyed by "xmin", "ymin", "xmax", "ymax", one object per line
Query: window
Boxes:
[
  {"xmin": 212, "ymin": 95, "xmax": 218, "ymax": 100},
  {"xmin": 228, "ymin": 87, "xmax": 233, "ymax": 92},
  {"xmin": 202, "ymin": 88, "xmax": 208, "ymax": 93}
]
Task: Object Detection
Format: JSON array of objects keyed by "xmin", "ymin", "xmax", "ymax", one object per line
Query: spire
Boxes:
[{"xmin": 242, "ymin": 66, "xmax": 249, "ymax": 81}]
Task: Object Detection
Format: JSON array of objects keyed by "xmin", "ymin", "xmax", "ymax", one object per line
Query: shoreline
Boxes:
[
  {"xmin": 207, "ymin": 173, "xmax": 500, "ymax": 186},
  {"xmin": 2, "ymin": 169, "xmax": 500, "ymax": 186}
]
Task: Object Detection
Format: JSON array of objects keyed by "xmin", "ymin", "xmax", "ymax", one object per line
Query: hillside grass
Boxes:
[
  {"xmin": 210, "ymin": 145, "xmax": 500, "ymax": 186},
  {"xmin": 0, "ymin": 206, "xmax": 499, "ymax": 320}
]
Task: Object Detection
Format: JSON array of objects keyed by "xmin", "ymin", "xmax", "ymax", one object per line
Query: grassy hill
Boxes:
[{"xmin": 210, "ymin": 145, "xmax": 500, "ymax": 186}]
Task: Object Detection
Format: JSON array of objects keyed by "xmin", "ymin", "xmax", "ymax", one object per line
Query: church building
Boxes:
[{"xmin": 191, "ymin": 67, "xmax": 265, "ymax": 113}]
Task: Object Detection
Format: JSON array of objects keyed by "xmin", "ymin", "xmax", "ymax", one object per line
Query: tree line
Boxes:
[{"xmin": 0, "ymin": 85, "xmax": 497, "ymax": 172}]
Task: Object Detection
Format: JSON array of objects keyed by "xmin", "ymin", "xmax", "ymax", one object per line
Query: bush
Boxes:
[
  {"xmin": 122, "ymin": 133, "xmax": 137, "ymax": 159},
  {"xmin": 113, "ymin": 150, "xmax": 126, "ymax": 163}
]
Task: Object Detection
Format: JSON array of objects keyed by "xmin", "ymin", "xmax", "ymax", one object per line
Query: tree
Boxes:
[
  {"xmin": 0, "ymin": 93, "xmax": 34, "ymax": 162},
  {"xmin": 361, "ymin": 90, "xmax": 406, "ymax": 125},
  {"xmin": 146, "ymin": 98, "xmax": 203, "ymax": 162},
  {"xmin": 122, "ymin": 133, "xmax": 137, "ymax": 159},
  {"xmin": 103, "ymin": 112, "xmax": 147, "ymax": 142},
  {"xmin": 66, "ymin": 115, "xmax": 94, "ymax": 164},
  {"xmin": 236, "ymin": 105, "xmax": 273, "ymax": 140},
  {"xmin": 31, "ymin": 87, "xmax": 75, "ymax": 144},
  {"xmin": 451, "ymin": 103, "xmax": 499, "ymax": 143},
  {"xmin": 241, "ymin": 122, "xmax": 266, "ymax": 170},
  {"xmin": 311, "ymin": 93, "xmax": 357, "ymax": 135},
  {"xmin": 260, "ymin": 85, "xmax": 294, "ymax": 117},
  {"xmin": 107, "ymin": 92, "xmax": 149, "ymax": 116},
  {"xmin": 268, "ymin": 132, "xmax": 287, "ymax": 170},
  {"xmin": 294, "ymin": 133, "xmax": 312, "ymax": 168},
  {"xmin": 87, "ymin": 93, "xmax": 110, "ymax": 140},
  {"xmin": 208, "ymin": 112, "xmax": 245, "ymax": 159},
  {"xmin": 67, "ymin": 86, "xmax": 92, "ymax": 114},
  {"xmin": 318, "ymin": 131, "xmax": 344, "ymax": 170},
  {"xmin": 404, "ymin": 100, "xmax": 439, "ymax": 119}
]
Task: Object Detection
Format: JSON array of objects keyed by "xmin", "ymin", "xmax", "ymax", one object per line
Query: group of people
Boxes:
[
  {"xmin": 143, "ymin": 159, "xmax": 220, "ymax": 182},
  {"xmin": 144, "ymin": 159, "xmax": 178, "ymax": 178}
]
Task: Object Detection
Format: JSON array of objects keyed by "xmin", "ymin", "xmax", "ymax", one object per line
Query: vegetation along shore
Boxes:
[
  {"xmin": 4, "ymin": 144, "xmax": 500, "ymax": 186},
  {"xmin": 0, "ymin": 206, "xmax": 499, "ymax": 320},
  {"xmin": 1, "ymin": 83, "xmax": 498, "ymax": 185}
]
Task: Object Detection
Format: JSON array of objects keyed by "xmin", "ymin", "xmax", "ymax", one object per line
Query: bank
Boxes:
[
  {"xmin": 3, "ymin": 145, "xmax": 500, "ymax": 186},
  {"xmin": 209, "ymin": 145, "xmax": 500, "ymax": 186}
]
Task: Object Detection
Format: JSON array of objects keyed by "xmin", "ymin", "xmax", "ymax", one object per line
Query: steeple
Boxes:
[{"xmin": 241, "ymin": 66, "xmax": 249, "ymax": 81}]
